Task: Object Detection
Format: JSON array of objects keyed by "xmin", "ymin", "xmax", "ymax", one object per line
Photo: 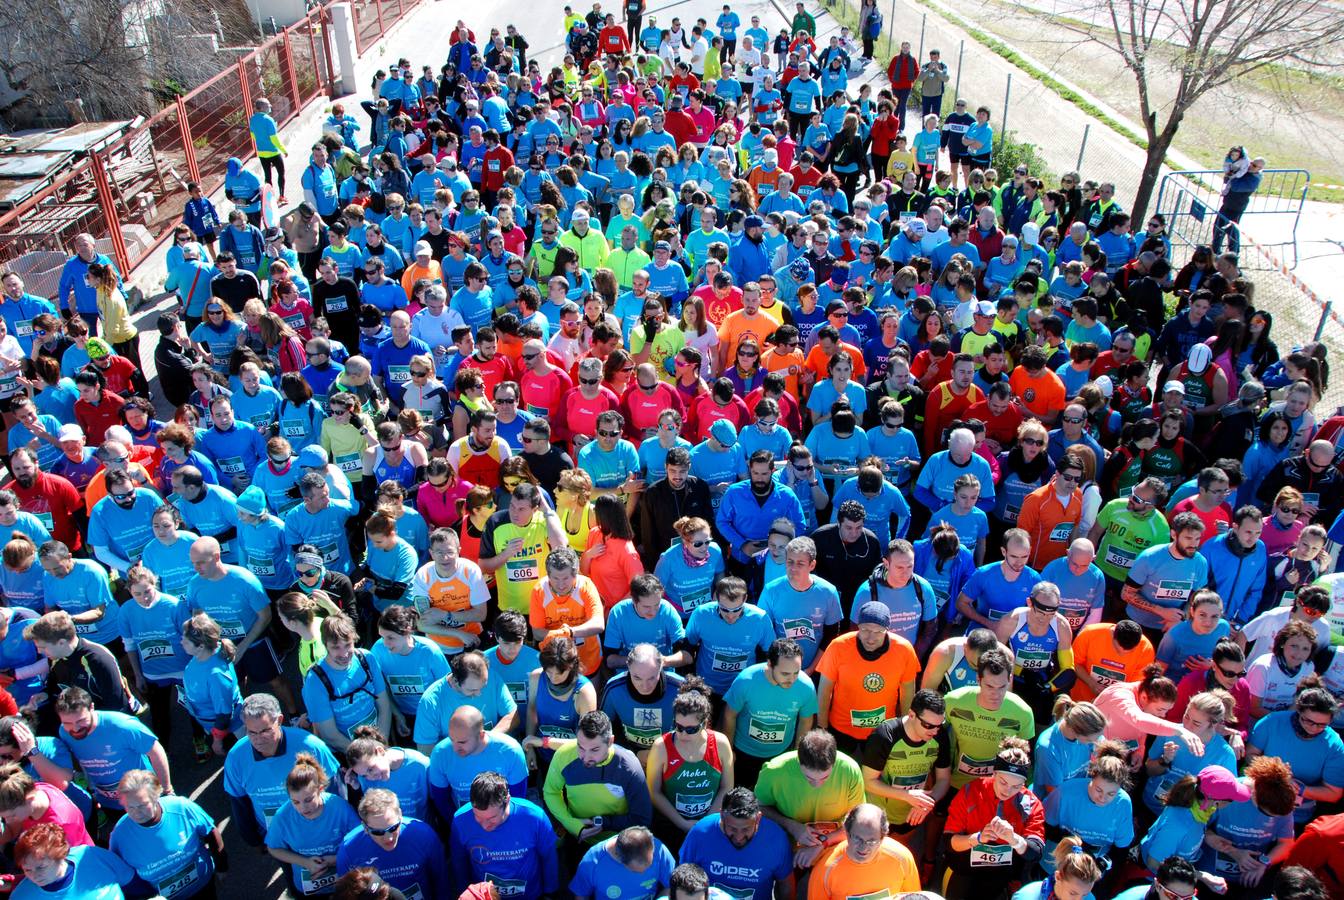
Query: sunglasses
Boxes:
[
  {"xmin": 675, "ymin": 722, "xmax": 704, "ymax": 735},
  {"xmin": 365, "ymin": 821, "xmax": 403, "ymax": 836},
  {"xmin": 688, "ymin": 539, "xmax": 710, "ymax": 548},
  {"xmin": 522, "ymin": 353, "xmax": 540, "ymax": 361},
  {"xmin": 1021, "ymin": 437, "xmax": 1044, "ymax": 446},
  {"xmin": 1031, "ymin": 599, "xmax": 1061, "ymax": 613},
  {"xmin": 1063, "ymin": 416, "xmax": 1085, "ymax": 424},
  {"xmin": 1279, "ymin": 506, "xmax": 1302, "ymax": 515},
  {"xmin": 580, "ymin": 377, "xmax": 601, "ymax": 385},
  {"xmin": 1217, "ymin": 666, "xmax": 1246, "ymax": 679},
  {"xmin": 496, "ymin": 397, "xmax": 518, "ymax": 404},
  {"xmin": 597, "ymin": 429, "xmax": 620, "ymax": 438},
  {"xmin": 297, "ymin": 568, "xmax": 321, "ymax": 578},
  {"xmin": 915, "ymin": 716, "xmax": 943, "ymax": 732},
  {"xmin": 410, "ymin": 370, "xmax": 429, "ymax": 377}
]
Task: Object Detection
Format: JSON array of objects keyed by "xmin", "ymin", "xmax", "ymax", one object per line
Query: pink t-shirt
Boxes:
[
  {"xmin": 24, "ymin": 783, "xmax": 93, "ymax": 848},
  {"xmin": 416, "ymin": 478, "xmax": 473, "ymax": 530}
]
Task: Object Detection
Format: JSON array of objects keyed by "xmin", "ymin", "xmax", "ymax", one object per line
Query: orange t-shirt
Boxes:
[
  {"xmin": 1017, "ymin": 484, "xmax": 1084, "ymax": 570},
  {"xmin": 717, "ymin": 310, "xmax": 775, "ymax": 365},
  {"xmin": 413, "ymin": 560, "xmax": 488, "ymax": 652},
  {"xmin": 1009, "ymin": 366, "xmax": 1067, "ymax": 419},
  {"xmin": 1069, "ymin": 623, "xmax": 1155, "ymax": 701},
  {"xmin": 529, "ymin": 575, "xmax": 605, "ymax": 675},
  {"xmin": 803, "ymin": 342, "xmax": 867, "ymax": 388},
  {"xmin": 763, "ymin": 347, "xmax": 806, "ymax": 399},
  {"xmin": 583, "ymin": 530, "xmax": 645, "ymax": 613},
  {"xmin": 816, "ymin": 631, "xmax": 920, "ymax": 740}
]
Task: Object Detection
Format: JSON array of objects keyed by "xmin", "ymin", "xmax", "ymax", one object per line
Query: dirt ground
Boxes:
[{"xmin": 945, "ymin": 0, "xmax": 1344, "ymax": 201}]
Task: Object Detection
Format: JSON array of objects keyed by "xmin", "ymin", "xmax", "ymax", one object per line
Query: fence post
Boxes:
[
  {"xmin": 176, "ymin": 96, "xmax": 201, "ymax": 184},
  {"xmin": 317, "ymin": 8, "xmax": 338, "ymax": 97},
  {"xmin": 375, "ymin": 0, "xmax": 386, "ymax": 39},
  {"xmin": 237, "ymin": 58, "xmax": 254, "ymax": 120},
  {"xmin": 917, "ymin": 13, "xmax": 926, "ymax": 62},
  {"xmin": 1076, "ymin": 123, "xmax": 1090, "ymax": 171},
  {"xmin": 88, "ymin": 154, "xmax": 131, "ymax": 273},
  {"xmin": 954, "ymin": 40, "xmax": 964, "ymax": 101},
  {"xmin": 998, "ymin": 73, "xmax": 1011, "ymax": 150},
  {"xmin": 282, "ymin": 32, "xmax": 302, "ymax": 113},
  {"xmin": 887, "ymin": 0, "xmax": 896, "ymax": 57},
  {"xmin": 1317, "ymin": 302, "xmax": 1333, "ymax": 342}
]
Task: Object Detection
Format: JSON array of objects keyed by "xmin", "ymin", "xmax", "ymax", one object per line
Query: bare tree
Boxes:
[{"xmin": 1060, "ymin": 0, "xmax": 1344, "ymax": 222}]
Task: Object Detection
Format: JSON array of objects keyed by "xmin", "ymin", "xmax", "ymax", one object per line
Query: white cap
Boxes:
[
  {"xmin": 571, "ymin": 209, "xmax": 590, "ymax": 222},
  {"xmin": 973, "ymin": 300, "xmax": 996, "ymax": 317},
  {"xmin": 57, "ymin": 424, "xmax": 84, "ymax": 442},
  {"xmin": 1095, "ymin": 374, "xmax": 1114, "ymax": 398},
  {"xmin": 1163, "ymin": 380, "xmax": 1186, "ymax": 395},
  {"xmin": 1186, "ymin": 342, "xmax": 1213, "ymax": 375},
  {"xmin": 414, "ymin": 241, "xmax": 432, "ymax": 257}
]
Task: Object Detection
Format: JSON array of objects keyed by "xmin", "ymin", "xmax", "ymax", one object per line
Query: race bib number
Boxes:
[
  {"xmin": 218, "ymin": 455, "xmax": 245, "ymax": 475},
  {"xmin": 970, "ymin": 843, "xmax": 1012, "ymax": 867},
  {"xmin": 782, "ymin": 617, "xmax": 815, "ymax": 643},
  {"xmin": 387, "ymin": 675, "xmax": 423, "ymax": 695},
  {"xmin": 316, "ymin": 541, "xmax": 340, "ymax": 564},
  {"xmin": 682, "ymin": 587, "xmax": 710, "ymax": 613},
  {"xmin": 14, "ymin": 320, "xmax": 33, "ymax": 338},
  {"xmin": 35, "ymin": 512, "xmax": 54, "ymax": 532},
  {"xmin": 1153, "ymin": 579, "xmax": 1192, "ymax": 601},
  {"xmin": 1017, "ymin": 649, "xmax": 1052, "ymax": 671},
  {"xmin": 326, "ymin": 297, "xmax": 349, "ymax": 313},
  {"xmin": 217, "ymin": 618, "xmax": 246, "ymax": 639},
  {"xmin": 1092, "ymin": 662, "xmax": 1125, "ymax": 686},
  {"xmin": 484, "ymin": 875, "xmax": 526, "ymax": 898},
  {"xmin": 1104, "ymin": 545, "xmax": 1136, "ymax": 569},
  {"xmin": 748, "ymin": 715, "xmax": 785, "ymax": 745},
  {"xmin": 73, "ymin": 620, "xmax": 96, "ymax": 635},
  {"xmin": 301, "ymin": 868, "xmax": 339, "ymax": 894},
  {"xmin": 506, "ymin": 558, "xmax": 537, "ymax": 582},
  {"xmin": 1049, "ymin": 521, "xmax": 1074, "ymax": 543},
  {"xmin": 158, "ymin": 861, "xmax": 200, "ymax": 897},
  {"xmin": 281, "ymin": 420, "xmax": 307, "ymax": 438},
  {"xmin": 850, "ymin": 706, "xmax": 885, "ymax": 729},
  {"xmin": 139, "ymin": 639, "xmax": 173, "ymax": 660},
  {"xmin": 249, "ymin": 553, "xmax": 276, "ymax": 577},
  {"xmin": 712, "ymin": 650, "xmax": 748, "ymax": 673},
  {"xmin": 389, "ymin": 365, "xmax": 411, "ymax": 384},
  {"xmin": 958, "ymin": 754, "xmax": 994, "ymax": 777},
  {"xmin": 334, "ymin": 452, "xmax": 361, "ymax": 473},
  {"xmin": 506, "ymin": 681, "xmax": 527, "ymax": 703},
  {"xmin": 676, "ymin": 791, "xmax": 714, "ymax": 818}
]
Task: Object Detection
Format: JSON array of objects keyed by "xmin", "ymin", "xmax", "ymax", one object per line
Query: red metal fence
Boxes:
[{"xmin": 0, "ymin": 0, "xmax": 418, "ymax": 295}]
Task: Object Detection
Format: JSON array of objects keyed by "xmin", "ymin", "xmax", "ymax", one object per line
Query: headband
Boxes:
[
  {"xmin": 994, "ymin": 756, "xmax": 1031, "ymax": 779},
  {"xmin": 294, "ymin": 551, "xmax": 325, "ymax": 571}
]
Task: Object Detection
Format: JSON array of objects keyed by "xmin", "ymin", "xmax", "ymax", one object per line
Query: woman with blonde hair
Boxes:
[
  {"xmin": 678, "ymin": 296, "xmax": 718, "ymax": 379},
  {"xmin": 264, "ymin": 752, "xmax": 359, "ymax": 897},
  {"xmin": 1032, "ymin": 694, "xmax": 1106, "ymax": 796},
  {"xmin": 1143, "ymin": 688, "xmax": 1236, "ymax": 815},
  {"xmin": 85, "ymin": 261, "xmax": 138, "ymax": 369},
  {"xmin": 1011, "ymin": 835, "xmax": 1104, "ymax": 900},
  {"xmin": 555, "ymin": 468, "xmax": 595, "ymax": 554}
]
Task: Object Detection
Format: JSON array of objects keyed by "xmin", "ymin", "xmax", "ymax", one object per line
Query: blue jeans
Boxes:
[{"xmin": 921, "ymin": 93, "xmax": 943, "ymax": 118}]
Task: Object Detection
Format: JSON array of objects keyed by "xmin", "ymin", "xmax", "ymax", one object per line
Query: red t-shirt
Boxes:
[
  {"xmin": 963, "ymin": 399, "xmax": 1025, "ymax": 448},
  {"xmin": 519, "ymin": 367, "xmax": 573, "ymax": 420},
  {"xmin": 12, "ymin": 472, "xmax": 83, "ymax": 550},
  {"xmin": 557, "ymin": 386, "xmax": 620, "ymax": 447},
  {"xmin": 459, "ymin": 352, "xmax": 516, "ymax": 399},
  {"xmin": 620, "ymin": 382, "xmax": 685, "ymax": 437},
  {"xmin": 24, "ymin": 782, "xmax": 93, "ymax": 849},
  {"xmin": 1170, "ymin": 496, "xmax": 1232, "ymax": 545}
]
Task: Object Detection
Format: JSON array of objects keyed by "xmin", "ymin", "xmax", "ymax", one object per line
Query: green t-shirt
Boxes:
[
  {"xmin": 629, "ymin": 326, "xmax": 686, "ymax": 381},
  {"xmin": 943, "ymin": 686, "xmax": 1035, "ymax": 789},
  {"xmin": 860, "ymin": 717, "xmax": 952, "ymax": 824},
  {"xmin": 755, "ymin": 752, "xmax": 866, "ymax": 829},
  {"xmin": 1093, "ymin": 499, "xmax": 1172, "ymax": 581}
]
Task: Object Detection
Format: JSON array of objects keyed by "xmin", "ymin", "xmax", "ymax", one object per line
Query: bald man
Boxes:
[
  {"xmin": 373, "ymin": 309, "xmax": 432, "ymax": 409},
  {"xmin": 427, "ymin": 705, "xmax": 530, "ymax": 820}
]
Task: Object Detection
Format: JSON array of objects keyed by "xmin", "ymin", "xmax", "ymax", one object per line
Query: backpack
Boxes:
[
  {"xmin": 311, "ymin": 649, "xmax": 377, "ymax": 703},
  {"xmin": 865, "ymin": 10, "xmax": 883, "ymax": 38},
  {"xmin": 868, "ymin": 565, "xmax": 927, "ymax": 612}
]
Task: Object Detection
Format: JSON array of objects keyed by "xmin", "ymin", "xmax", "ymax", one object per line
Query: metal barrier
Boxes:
[
  {"xmin": 1155, "ymin": 168, "xmax": 1311, "ymax": 267},
  {"xmin": 0, "ymin": 0, "xmax": 362, "ymax": 285}
]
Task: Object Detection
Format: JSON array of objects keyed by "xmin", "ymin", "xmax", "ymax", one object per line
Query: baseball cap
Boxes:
[
  {"xmin": 744, "ymin": 214, "xmax": 765, "ymax": 230},
  {"xmin": 236, "ymin": 485, "xmax": 268, "ymax": 517},
  {"xmin": 830, "ymin": 265, "xmax": 849, "ymax": 284},
  {"xmin": 857, "ymin": 601, "xmax": 892, "ymax": 628},
  {"xmin": 1186, "ymin": 343, "xmax": 1213, "ymax": 375},
  {"xmin": 571, "ymin": 209, "xmax": 590, "ymax": 223},
  {"xmin": 297, "ymin": 446, "xmax": 329, "ymax": 468},
  {"xmin": 1163, "ymin": 380, "xmax": 1186, "ymax": 395},
  {"xmin": 825, "ymin": 300, "xmax": 848, "ymax": 316},
  {"xmin": 1094, "ymin": 374, "xmax": 1114, "ymax": 398},
  {"xmin": 1197, "ymin": 766, "xmax": 1251, "ymax": 803},
  {"xmin": 1002, "ymin": 235, "xmax": 1020, "ymax": 247},
  {"xmin": 789, "ymin": 258, "xmax": 813, "ymax": 280},
  {"xmin": 654, "ymin": 240, "xmax": 671, "ymax": 252},
  {"xmin": 414, "ymin": 241, "xmax": 432, "ymax": 257},
  {"xmin": 906, "ymin": 219, "xmax": 927, "ymax": 238},
  {"xmin": 973, "ymin": 301, "xmax": 996, "ymax": 317},
  {"xmin": 57, "ymin": 424, "xmax": 85, "ymax": 442},
  {"xmin": 709, "ymin": 419, "xmax": 738, "ymax": 446},
  {"xmin": 85, "ymin": 337, "xmax": 112, "ymax": 360}
]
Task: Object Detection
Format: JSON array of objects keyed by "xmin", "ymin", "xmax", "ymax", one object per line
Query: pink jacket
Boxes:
[{"xmin": 1097, "ymin": 680, "xmax": 1183, "ymax": 748}]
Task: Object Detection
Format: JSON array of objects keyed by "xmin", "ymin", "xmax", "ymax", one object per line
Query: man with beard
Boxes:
[
  {"xmin": 222, "ymin": 693, "xmax": 339, "ymax": 847},
  {"xmin": 728, "ymin": 216, "xmax": 772, "ymax": 286},
  {"xmin": 8, "ymin": 449, "xmax": 83, "ymax": 552},
  {"xmin": 812, "ymin": 500, "xmax": 883, "ymax": 609},
  {"xmin": 1123, "ymin": 511, "xmax": 1210, "ymax": 647},
  {"xmin": 637, "ymin": 447, "xmax": 714, "ymax": 571},
  {"xmin": 87, "ymin": 469, "xmax": 163, "ymax": 575},
  {"xmin": 717, "ymin": 451, "xmax": 805, "ymax": 571},
  {"xmin": 600, "ymin": 643, "xmax": 686, "ymax": 764},
  {"xmin": 678, "ymin": 787, "xmax": 794, "ymax": 900}
]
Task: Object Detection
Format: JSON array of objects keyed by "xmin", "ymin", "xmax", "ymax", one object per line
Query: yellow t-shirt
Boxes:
[{"xmin": 886, "ymin": 150, "xmax": 918, "ymax": 179}]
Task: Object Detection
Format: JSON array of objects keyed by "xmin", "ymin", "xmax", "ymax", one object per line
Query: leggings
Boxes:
[
  {"xmin": 259, "ymin": 154, "xmax": 286, "ymax": 196},
  {"xmin": 142, "ymin": 680, "xmax": 205, "ymax": 751}
]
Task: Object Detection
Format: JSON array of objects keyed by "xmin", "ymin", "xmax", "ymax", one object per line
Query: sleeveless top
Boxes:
[
  {"xmin": 1004, "ymin": 609, "xmax": 1064, "ymax": 678},
  {"xmin": 372, "ymin": 446, "xmax": 417, "ymax": 489},
  {"xmin": 944, "ymin": 638, "xmax": 979, "ymax": 692},
  {"xmin": 536, "ymin": 674, "xmax": 591, "ymax": 743},
  {"xmin": 661, "ymin": 730, "xmax": 724, "ymax": 820}
]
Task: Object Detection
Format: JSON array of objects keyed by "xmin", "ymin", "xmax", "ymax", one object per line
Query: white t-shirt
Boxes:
[
  {"xmin": 1240, "ymin": 605, "xmax": 1330, "ymax": 666},
  {"xmin": 1245, "ymin": 651, "xmax": 1313, "ymax": 713}
]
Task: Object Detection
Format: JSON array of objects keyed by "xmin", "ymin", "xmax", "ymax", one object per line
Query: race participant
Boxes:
[
  {"xmin": 684, "ymin": 576, "xmax": 775, "ymax": 698},
  {"xmin": 223, "ymin": 693, "xmax": 340, "ymax": 848},
  {"xmin": 483, "ymin": 612, "xmax": 540, "ymax": 729},
  {"xmin": 1121, "ymin": 512, "xmax": 1209, "ymax": 646},
  {"xmin": 1087, "ymin": 476, "xmax": 1171, "ymax": 605},
  {"xmin": 602, "ymin": 575, "xmax": 690, "ymax": 671},
  {"xmin": 1040, "ymin": 745, "xmax": 1134, "ymax": 873},
  {"xmin": 521, "ymin": 636, "xmax": 596, "ymax": 772},
  {"xmin": 0, "ymin": 762, "xmax": 91, "ymax": 849},
  {"xmin": 108, "ymin": 769, "xmax": 224, "ymax": 900},
  {"xmin": 943, "ymin": 736, "xmax": 1044, "ymax": 897},
  {"xmin": 543, "ymin": 711, "xmax": 652, "ymax": 852},
  {"xmin": 860, "ymin": 688, "xmax": 951, "ymax": 860},
  {"xmin": 263, "ymin": 753, "xmax": 360, "ymax": 897},
  {"xmin": 755, "ymin": 729, "xmax": 866, "ymax": 868},
  {"xmin": 479, "ymin": 483, "xmax": 568, "ymax": 615},
  {"xmin": 1069, "ymin": 619, "xmax": 1154, "ymax": 701},
  {"xmin": 678, "ymin": 787, "xmax": 794, "ymax": 900},
  {"xmin": 815, "ymin": 600, "xmax": 920, "ymax": 758},
  {"xmin": 1201, "ymin": 755, "xmax": 1296, "ymax": 898},
  {"xmin": 1096, "ymin": 665, "xmax": 1204, "ymax": 766},
  {"xmin": 370, "ymin": 606, "xmax": 448, "ymax": 739},
  {"xmin": 450, "ymin": 772, "xmax": 562, "ymax": 900},
  {"xmin": 1245, "ymin": 620, "xmax": 1319, "ymax": 718},
  {"xmin": 993, "ymin": 581, "xmax": 1076, "ymax": 724},
  {"xmin": 645, "ymin": 679, "xmax": 733, "ymax": 840},
  {"xmin": 300, "ymin": 614, "xmax": 391, "ymax": 752},
  {"xmin": 1016, "ymin": 455, "xmax": 1085, "ymax": 570},
  {"xmin": 956, "ymin": 529, "xmax": 1042, "ymax": 629},
  {"xmin": 427, "ymin": 705, "xmax": 528, "ymax": 823},
  {"xmin": 1011, "ymin": 837, "xmax": 1104, "ymax": 900},
  {"xmin": 1139, "ymin": 765, "xmax": 1242, "ymax": 884},
  {"xmin": 1031, "ymin": 696, "xmax": 1105, "ymax": 796},
  {"xmin": 408, "ymin": 527, "xmax": 489, "ymax": 654},
  {"xmin": 806, "ymin": 802, "xmax": 920, "ymax": 898},
  {"xmin": 654, "ymin": 516, "xmax": 726, "ymax": 620},
  {"xmin": 414, "ymin": 649, "xmax": 519, "ymax": 751},
  {"xmin": 722, "ymin": 639, "xmax": 818, "ymax": 787},
  {"xmin": 921, "ymin": 628, "xmax": 1001, "ymax": 693},
  {"xmin": 1038, "ymin": 539, "xmax": 1106, "ymax": 635},
  {"xmin": 344, "ymin": 726, "xmax": 431, "ymax": 824},
  {"xmin": 11, "ymin": 823, "xmax": 139, "ymax": 900},
  {"xmin": 1201, "ymin": 506, "xmax": 1268, "ymax": 627},
  {"xmin": 852, "ymin": 538, "xmax": 939, "ymax": 655},
  {"xmin": 757, "ymin": 537, "xmax": 843, "ymax": 670},
  {"xmin": 1236, "ymin": 583, "xmax": 1331, "ymax": 668},
  {"xmin": 1143, "ymin": 690, "xmax": 1238, "ymax": 815},
  {"xmin": 943, "ymin": 648, "xmax": 1035, "ymax": 790},
  {"xmin": 601, "ymin": 644, "xmax": 687, "ymax": 764},
  {"xmin": 571, "ymin": 826, "xmax": 677, "ymax": 900},
  {"xmin": 336, "ymin": 788, "xmax": 449, "ymax": 900},
  {"xmin": 1245, "ymin": 681, "xmax": 1344, "ymax": 828}
]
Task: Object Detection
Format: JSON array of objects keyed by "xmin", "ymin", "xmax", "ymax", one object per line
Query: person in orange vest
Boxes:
[{"xmin": 1017, "ymin": 453, "xmax": 1085, "ymax": 570}]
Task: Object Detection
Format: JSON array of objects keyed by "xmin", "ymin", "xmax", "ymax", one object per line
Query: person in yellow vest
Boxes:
[{"xmin": 480, "ymin": 483, "xmax": 567, "ymax": 615}]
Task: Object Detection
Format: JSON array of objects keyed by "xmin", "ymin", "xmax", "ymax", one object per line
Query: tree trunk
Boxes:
[{"xmin": 1131, "ymin": 129, "xmax": 1177, "ymax": 226}]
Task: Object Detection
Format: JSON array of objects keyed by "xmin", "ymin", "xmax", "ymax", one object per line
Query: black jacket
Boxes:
[
  {"xmin": 637, "ymin": 476, "xmax": 714, "ymax": 571},
  {"xmin": 154, "ymin": 336, "xmax": 199, "ymax": 408}
]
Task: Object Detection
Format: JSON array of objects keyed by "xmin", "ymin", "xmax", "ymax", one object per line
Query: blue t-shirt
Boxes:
[
  {"xmin": 923, "ymin": 503, "xmax": 989, "ymax": 551},
  {"xmin": 486, "ymin": 643, "xmax": 542, "ymax": 712},
  {"xmin": 1124, "ymin": 544, "xmax": 1210, "ymax": 630},
  {"xmin": 1041, "ymin": 775, "xmax": 1134, "ymax": 860},
  {"xmin": 654, "ymin": 542, "xmax": 726, "ymax": 618},
  {"xmin": 0, "ymin": 559, "xmax": 43, "ymax": 613},
  {"xmin": 357, "ymin": 749, "xmax": 431, "ymax": 821},
  {"xmin": 284, "ymin": 498, "xmax": 357, "ymax": 574},
  {"xmin": 1249, "ymin": 709, "xmax": 1344, "ymax": 822},
  {"xmin": 172, "ymin": 485, "xmax": 240, "ymax": 562},
  {"xmin": 1155, "ymin": 619, "xmax": 1232, "ymax": 683},
  {"xmin": 1032, "ymin": 723, "xmax": 1095, "ymax": 795},
  {"xmin": 428, "ymin": 732, "xmax": 529, "ymax": 806},
  {"xmin": 119, "ymin": 593, "xmax": 193, "ymax": 684},
  {"xmin": 450, "ymin": 797, "xmax": 558, "ymax": 900},
  {"xmin": 413, "ymin": 670, "xmax": 518, "ymax": 747},
  {"xmin": 10, "ymin": 845, "xmax": 134, "ymax": 900},
  {"xmin": 577, "ymin": 439, "xmax": 641, "ymax": 490},
  {"xmin": 638, "ymin": 437, "xmax": 693, "ymax": 484},
  {"xmin": 58, "ymin": 710, "xmax": 157, "ymax": 809},
  {"xmin": 603, "ymin": 599, "xmax": 686, "ymax": 658},
  {"xmin": 223, "ymin": 727, "xmax": 341, "ymax": 833},
  {"xmin": 182, "ymin": 648, "xmax": 244, "ymax": 733},
  {"xmin": 723, "ymin": 662, "xmax": 819, "ymax": 759},
  {"xmin": 265, "ymin": 792, "xmax": 361, "ymax": 895},
  {"xmin": 1140, "ymin": 804, "xmax": 1207, "ymax": 866},
  {"xmin": 108, "ymin": 794, "xmax": 216, "ymax": 899},
  {"xmin": 88, "ymin": 488, "xmax": 163, "ymax": 567},
  {"xmin": 685, "ymin": 603, "xmax": 776, "ymax": 694},
  {"xmin": 572, "ymin": 836, "xmax": 677, "ymax": 899},
  {"xmin": 1202, "ymin": 790, "xmax": 1294, "ymax": 878},
  {"xmin": 371, "ymin": 636, "xmax": 449, "ymax": 715},
  {"xmin": 832, "ymin": 478, "xmax": 911, "ymax": 547},
  {"xmin": 757, "ymin": 576, "xmax": 843, "ymax": 669},
  {"xmin": 679, "ymin": 814, "xmax": 793, "ymax": 900},
  {"xmin": 43, "ymin": 559, "xmax": 121, "ymax": 647},
  {"xmin": 302, "ymin": 650, "xmax": 386, "ymax": 738},
  {"xmin": 185, "ymin": 566, "xmax": 269, "ymax": 642},
  {"xmin": 961, "ymin": 562, "xmax": 1043, "ymax": 623},
  {"xmin": 1038, "ymin": 557, "xmax": 1107, "ymax": 634},
  {"xmin": 140, "ymin": 532, "xmax": 199, "ymax": 598},
  {"xmin": 1143, "ymin": 732, "xmax": 1237, "ymax": 814},
  {"xmin": 236, "ymin": 515, "xmax": 294, "ymax": 590},
  {"xmin": 0, "ymin": 607, "xmax": 43, "ymax": 704},
  {"xmin": 338, "ymin": 818, "xmax": 448, "ymax": 900}
]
